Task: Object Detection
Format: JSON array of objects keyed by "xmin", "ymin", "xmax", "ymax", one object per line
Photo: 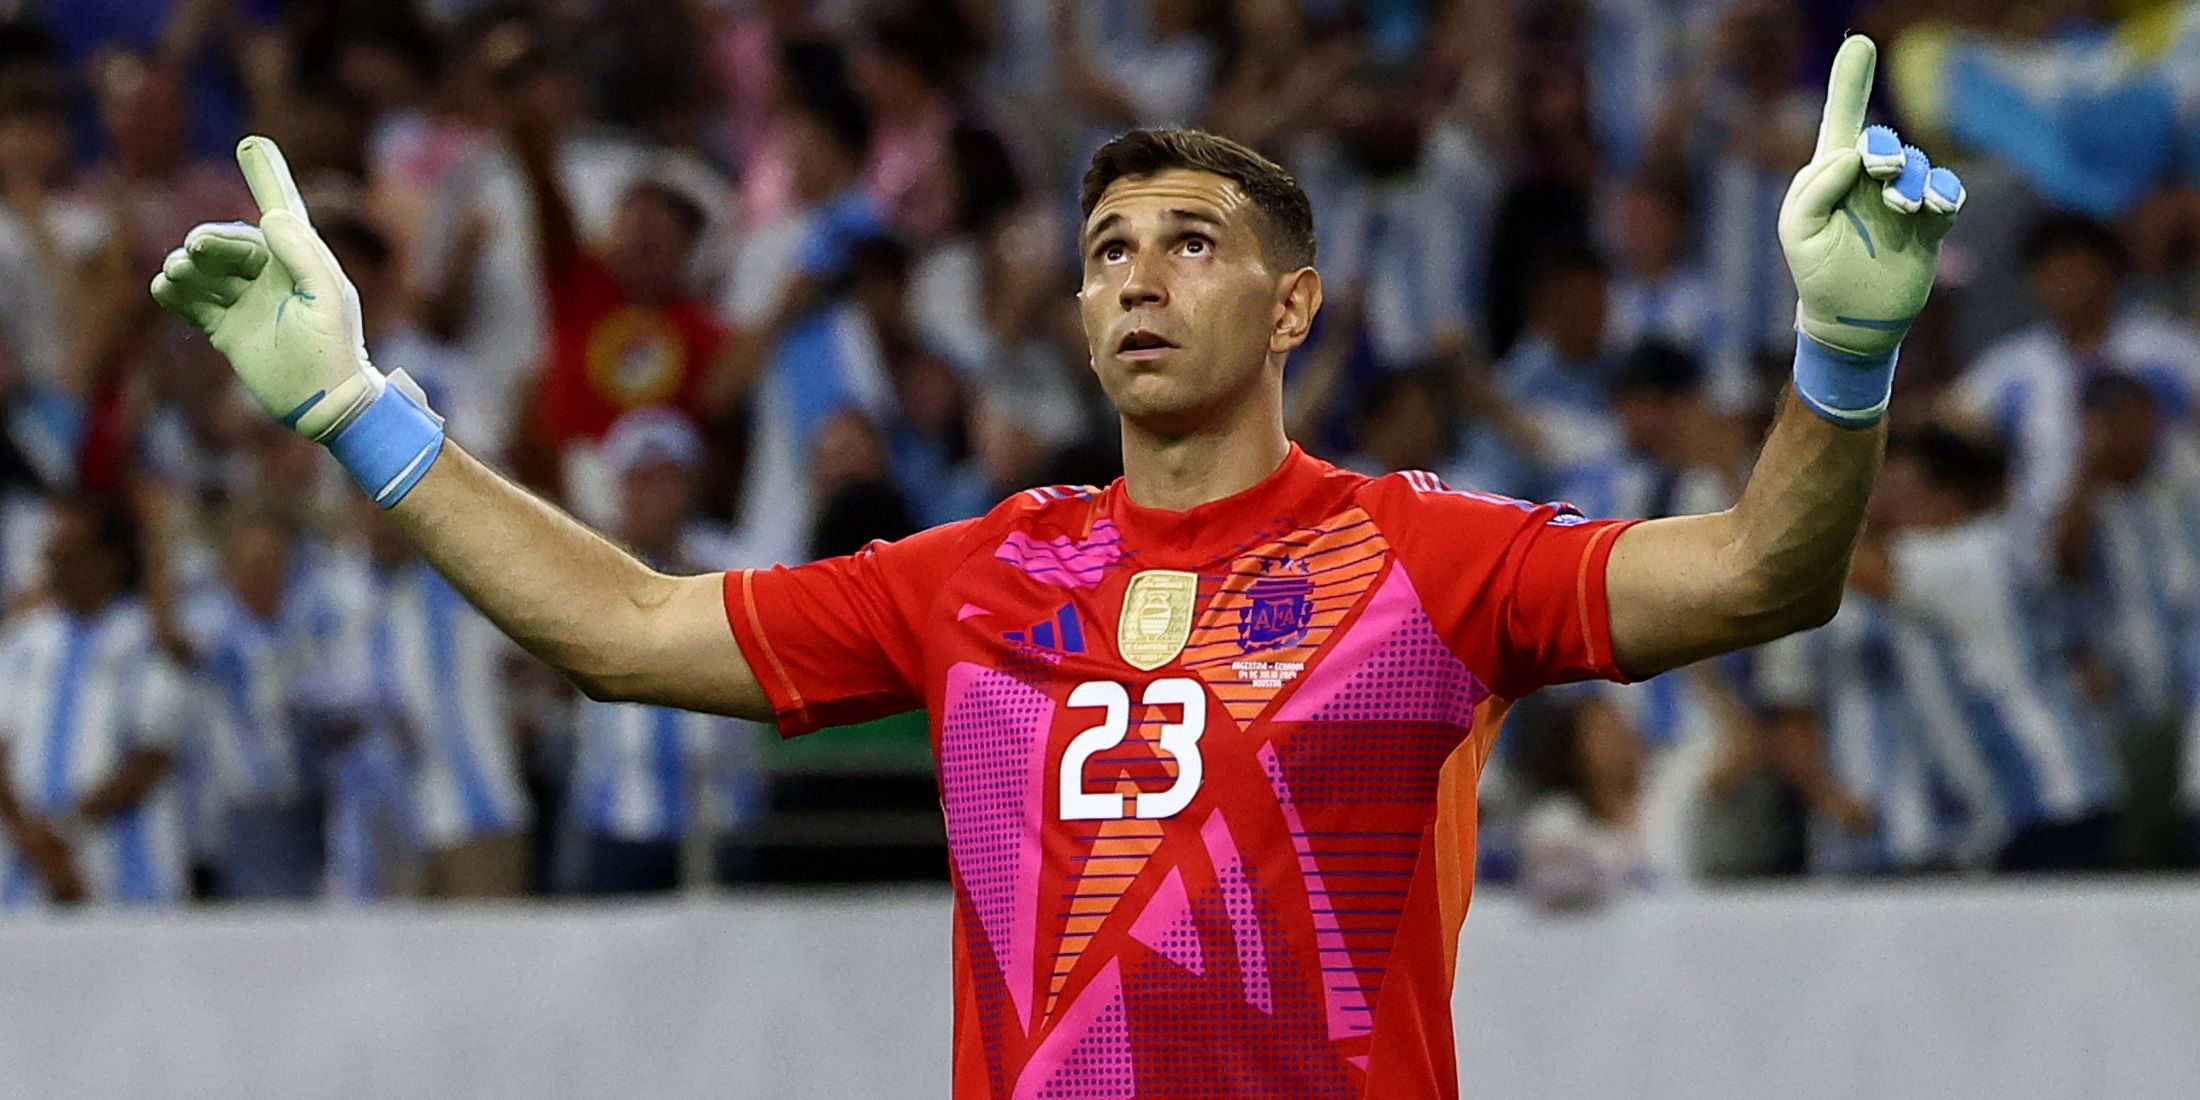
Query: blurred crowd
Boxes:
[{"xmin": 6, "ymin": 0, "xmax": 2200, "ymax": 909}]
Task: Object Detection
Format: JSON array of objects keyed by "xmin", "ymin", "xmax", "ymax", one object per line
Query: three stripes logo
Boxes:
[{"xmin": 1005, "ymin": 604, "xmax": 1086, "ymax": 658}]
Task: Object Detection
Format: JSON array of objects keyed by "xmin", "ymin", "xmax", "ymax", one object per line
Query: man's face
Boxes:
[
  {"xmin": 1078, "ymin": 169, "xmax": 1305, "ymax": 432},
  {"xmin": 2031, "ymin": 247, "xmax": 2117, "ymax": 336},
  {"xmin": 42, "ymin": 509, "xmax": 121, "ymax": 612},
  {"xmin": 222, "ymin": 521, "xmax": 292, "ymax": 620},
  {"xmin": 1536, "ymin": 269, "xmax": 1608, "ymax": 359},
  {"xmin": 608, "ymin": 190, "xmax": 696, "ymax": 306},
  {"xmin": 619, "ymin": 460, "xmax": 696, "ymax": 553},
  {"xmin": 1617, "ymin": 189, "xmax": 1682, "ymax": 276}
]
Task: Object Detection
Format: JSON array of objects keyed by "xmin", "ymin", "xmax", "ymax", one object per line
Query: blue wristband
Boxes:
[
  {"xmin": 327, "ymin": 380, "xmax": 446, "ymax": 508},
  {"xmin": 1792, "ymin": 332, "xmax": 1899, "ymax": 429}
]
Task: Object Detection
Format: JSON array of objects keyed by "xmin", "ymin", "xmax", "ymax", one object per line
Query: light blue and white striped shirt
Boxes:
[
  {"xmin": 0, "ymin": 599, "xmax": 189, "ymax": 907},
  {"xmin": 569, "ymin": 701, "xmax": 764, "ymax": 844},
  {"xmin": 1891, "ymin": 518, "xmax": 2125, "ymax": 839},
  {"xmin": 2078, "ymin": 436, "xmax": 2200, "ymax": 723},
  {"xmin": 369, "ymin": 562, "xmax": 530, "ymax": 850},
  {"xmin": 1953, "ymin": 311, "xmax": 2200, "ymax": 577},
  {"xmin": 1758, "ymin": 595, "xmax": 1964, "ymax": 874},
  {"xmin": 179, "ymin": 557, "xmax": 371, "ymax": 810}
]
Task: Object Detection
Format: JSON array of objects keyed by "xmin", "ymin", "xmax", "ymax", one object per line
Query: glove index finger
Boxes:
[
  {"xmin": 237, "ymin": 135, "xmax": 310, "ymax": 225},
  {"xmin": 1814, "ymin": 34, "xmax": 1877, "ymax": 160}
]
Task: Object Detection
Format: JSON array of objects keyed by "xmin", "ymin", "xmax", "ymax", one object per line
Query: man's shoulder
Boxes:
[
  {"xmin": 1357, "ymin": 468, "xmax": 1587, "ymax": 530},
  {"xmin": 969, "ymin": 483, "xmax": 1114, "ymax": 547}
]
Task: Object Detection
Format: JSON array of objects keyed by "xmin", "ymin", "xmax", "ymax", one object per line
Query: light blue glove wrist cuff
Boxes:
[
  {"xmin": 327, "ymin": 378, "xmax": 445, "ymax": 508},
  {"xmin": 1792, "ymin": 331, "xmax": 1898, "ymax": 429}
]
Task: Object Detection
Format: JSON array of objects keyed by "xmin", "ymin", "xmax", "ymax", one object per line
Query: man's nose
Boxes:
[{"xmin": 1118, "ymin": 252, "xmax": 1167, "ymax": 309}]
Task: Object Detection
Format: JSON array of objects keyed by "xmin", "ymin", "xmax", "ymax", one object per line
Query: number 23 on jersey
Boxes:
[{"xmin": 1057, "ymin": 678, "xmax": 1206, "ymax": 822}]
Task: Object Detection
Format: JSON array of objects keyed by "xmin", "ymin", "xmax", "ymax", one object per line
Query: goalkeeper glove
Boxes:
[
  {"xmin": 1778, "ymin": 34, "xmax": 1966, "ymax": 428},
  {"xmin": 149, "ymin": 136, "xmax": 445, "ymax": 506}
]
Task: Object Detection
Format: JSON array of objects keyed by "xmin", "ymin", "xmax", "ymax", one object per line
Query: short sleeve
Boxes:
[
  {"xmin": 1367, "ymin": 476, "xmax": 1638, "ymax": 701},
  {"xmin": 723, "ymin": 518, "xmax": 980, "ymax": 737}
]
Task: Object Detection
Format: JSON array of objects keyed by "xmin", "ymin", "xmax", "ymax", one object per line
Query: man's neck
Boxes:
[
  {"xmin": 58, "ymin": 589, "xmax": 117, "ymax": 619},
  {"xmin": 2059, "ymin": 309, "xmax": 2113, "ymax": 354},
  {"xmin": 1119, "ymin": 392, "xmax": 1292, "ymax": 513}
]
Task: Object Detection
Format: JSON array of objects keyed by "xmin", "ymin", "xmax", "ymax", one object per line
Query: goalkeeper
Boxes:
[{"xmin": 152, "ymin": 36, "xmax": 1959, "ymax": 1097}]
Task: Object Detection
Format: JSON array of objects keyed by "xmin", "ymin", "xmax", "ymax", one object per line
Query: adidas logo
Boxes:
[{"xmin": 1005, "ymin": 604, "xmax": 1085, "ymax": 654}]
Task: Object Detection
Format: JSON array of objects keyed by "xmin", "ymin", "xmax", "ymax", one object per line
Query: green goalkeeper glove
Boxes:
[
  {"xmin": 150, "ymin": 136, "xmax": 445, "ymax": 505},
  {"xmin": 1778, "ymin": 35, "xmax": 1966, "ymax": 427}
]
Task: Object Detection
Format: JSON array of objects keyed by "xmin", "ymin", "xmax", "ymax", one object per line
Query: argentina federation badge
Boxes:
[{"xmin": 1118, "ymin": 569, "xmax": 1198, "ymax": 671}]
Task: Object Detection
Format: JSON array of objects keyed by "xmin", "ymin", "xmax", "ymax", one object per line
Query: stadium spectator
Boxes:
[
  {"xmin": 2055, "ymin": 374, "xmax": 2200, "ymax": 865},
  {"xmin": 1646, "ymin": 0, "xmax": 1815, "ymax": 380},
  {"xmin": 1603, "ymin": 177, "xmax": 1748, "ymax": 409},
  {"xmin": 2057, "ymin": 375, "xmax": 2200, "ymax": 729},
  {"xmin": 560, "ymin": 408, "xmax": 762, "ymax": 894},
  {"xmin": 716, "ymin": 42, "xmax": 898, "ymax": 568},
  {"xmin": 508, "ymin": 73, "xmax": 728, "ymax": 489},
  {"xmin": 1756, "ymin": 518, "xmax": 1955, "ymax": 876},
  {"xmin": 323, "ymin": 500, "xmax": 426, "ymax": 902},
  {"xmin": 0, "ymin": 496, "xmax": 189, "ymax": 907},
  {"xmin": 1511, "ymin": 695, "xmax": 1648, "ymax": 911},
  {"xmin": 1879, "ymin": 426, "xmax": 2125, "ymax": 873},
  {"xmin": 407, "ymin": 4, "xmax": 663, "ymax": 465},
  {"xmin": 1494, "ymin": 246, "xmax": 1617, "ymax": 491},
  {"xmin": 169, "ymin": 505, "xmax": 364, "ymax": 900},
  {"xmin": 852, "ymin": 14, "xmax": 961, "ymax": 242},
  {"xmin": 0, "ymin": 73, "xmax": 124, "ymax": 403},
  {"xmin": 360, "ymin": 513, "xmax": 532, "ymax": 899},
  {"xmin": 1950, "ymin": 213, "xmax": 2200, "ymax": 578}
]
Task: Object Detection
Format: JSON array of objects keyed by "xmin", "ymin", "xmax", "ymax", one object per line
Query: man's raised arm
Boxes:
[
  {"xmin": 150, "ymin": 137, "xmax": 767, "ymax": 718},
  {"xmin": 1602, "ymin": 35, "xmax": 1966, "ymax": 678}
]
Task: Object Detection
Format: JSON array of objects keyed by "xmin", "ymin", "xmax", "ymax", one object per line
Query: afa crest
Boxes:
[{"xmin": 1238, "ymin": 574, "xmax": 1314, "ymax": 652}]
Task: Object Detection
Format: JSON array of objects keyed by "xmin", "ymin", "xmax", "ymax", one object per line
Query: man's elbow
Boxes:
[
  {"xmin": 1731, "ymin": 562, "xmax": 1844, "ymax": 642},
  {"xmin": 558, "ymin": 647, "xmax": 670, "ymax": 705},
  {"xmin": 1788, "ymin": 582, "xmax": 1844, "ymax": 633}
]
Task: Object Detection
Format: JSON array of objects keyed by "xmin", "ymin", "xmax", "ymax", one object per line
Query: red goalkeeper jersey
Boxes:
[{"xmin": 723, "ymin": 445, "xmax": 1636, "ymax": 1099}]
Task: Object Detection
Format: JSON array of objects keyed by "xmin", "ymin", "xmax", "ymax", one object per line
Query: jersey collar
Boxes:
[{"xmin": 1100, "ymin": 443, "xmax": 1348, "ymax": 569}]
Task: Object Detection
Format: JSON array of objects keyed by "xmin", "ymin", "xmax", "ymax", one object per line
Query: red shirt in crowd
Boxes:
[{"xmin": 532, "ymin": 254, "xmax": 727, "ymax": 445}]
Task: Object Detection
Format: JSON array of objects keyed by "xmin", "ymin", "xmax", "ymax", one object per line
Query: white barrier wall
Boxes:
[{"xmin": 2, "ymin": 884, "xmax": 2196, "ymax": 1099}]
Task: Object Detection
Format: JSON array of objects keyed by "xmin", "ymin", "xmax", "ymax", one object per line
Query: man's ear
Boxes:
[{"xmin": 1270, "ymin": 267, "xmax": 1323, "ymax": 355}]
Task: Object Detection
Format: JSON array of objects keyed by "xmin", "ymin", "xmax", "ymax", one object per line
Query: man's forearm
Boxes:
[
  {"xmin": 74, "ymin": 750, "xmax": 172, "ymax": 821},
  {"xmin": 1607, "ymin": 389, "xmax": 1882, "ymax": 676},
  {"xmin": 384, "ymin": 442, "xmax": 764, "ymax": 715},
  {"xmin": 1724, "ymin": 387, "xmax": 1884, "ymax": 627}
]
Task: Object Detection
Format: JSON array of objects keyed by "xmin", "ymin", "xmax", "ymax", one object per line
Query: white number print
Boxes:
[{"xmin": 1058, "ymin": 678, "xmax": 1208, "ymax": 821}]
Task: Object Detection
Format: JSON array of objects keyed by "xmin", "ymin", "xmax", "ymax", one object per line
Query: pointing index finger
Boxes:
[
  {"xmin": 1815, "ymin": 35, "xmax": 1877, "ymax": 160},
  {"xmin": 236, "ymin": 135, "xmax": 310, "ymax": 225}
]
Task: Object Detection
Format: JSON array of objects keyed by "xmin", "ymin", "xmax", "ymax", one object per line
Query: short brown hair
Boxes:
[{"xmin": 1081, "ymin": 128, "xmax": 1316, "ymax": 271}]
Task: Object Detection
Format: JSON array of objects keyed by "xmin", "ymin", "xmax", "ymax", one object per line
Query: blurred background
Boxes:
[{"xmin": 2, "ymin": 0, "xmax": 2199, "ymax": 1096}]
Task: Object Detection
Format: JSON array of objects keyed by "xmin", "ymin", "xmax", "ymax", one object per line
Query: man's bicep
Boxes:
[
  {"xmin": 1603, "ymin": 512, "xmax": 1759, "ymax": 680},
  {"xmin": 609, "ymin": 571, "xmax": 774, "ymax": 721}
]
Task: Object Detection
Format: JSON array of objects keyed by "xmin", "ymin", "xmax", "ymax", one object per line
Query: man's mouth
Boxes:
[{"xmin": 1116, "ymin": 330, "xmax": 1179, "ymax": 362}]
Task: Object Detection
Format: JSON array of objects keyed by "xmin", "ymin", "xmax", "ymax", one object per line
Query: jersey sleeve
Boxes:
[
  {"xmin": 723, "ymin": 518, "xmax": 981, "ymax": 737},
  {"xmin": 1366, "ymin": 476, "xmax": 1639, "ymax": 701}
]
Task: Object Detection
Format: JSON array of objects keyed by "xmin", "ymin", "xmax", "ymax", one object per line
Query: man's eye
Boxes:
[
  {"xmin": 1100, "ymin": 244, "xmax": 1126, "ymax": 262},
  {"xmin": 1182, "ymin": 237, "xmax": 1209, "ymax": 256}
]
